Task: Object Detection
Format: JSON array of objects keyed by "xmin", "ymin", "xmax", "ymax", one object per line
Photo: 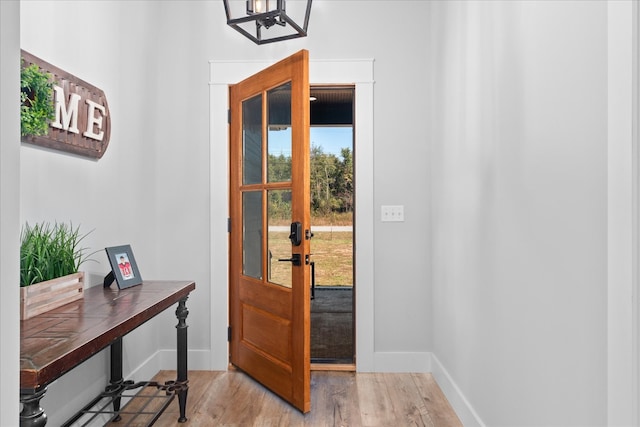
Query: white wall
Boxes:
[{"xmin": 428, "ymin": 1, "xmax": 609, "ymax": 425}]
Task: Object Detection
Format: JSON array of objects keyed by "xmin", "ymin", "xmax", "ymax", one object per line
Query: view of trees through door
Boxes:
[
  {"xmin": 268, "ymin": 86, "xmax": 355, "ymax": 364},
  {"xmin": 309, "ymin": 89, "xmax": 354, "ymax": 364}
]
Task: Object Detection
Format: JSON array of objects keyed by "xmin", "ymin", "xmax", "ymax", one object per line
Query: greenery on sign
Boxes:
[
  {"xmin": 20, "ymin": 60, "xmax": 56, "ymax": 137},
  {"xmin": 20, "ymin": 222, "xmax": 96, "ymax": 287}
]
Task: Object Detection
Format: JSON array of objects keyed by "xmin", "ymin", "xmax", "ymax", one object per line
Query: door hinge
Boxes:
[
  {"xmin": 227, "ymin": 109, "xmax": 231, "ymax": 124},
  {"xmin": 227, "ymin": 218, "xmax": 231, "ymax": 233},
  {"xmin": 227, "ymin": 326, "xmax": 232, "ymax": 342}
]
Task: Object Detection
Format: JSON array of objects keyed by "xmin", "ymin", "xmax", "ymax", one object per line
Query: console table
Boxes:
[{"xmin": 20, "ymin": 280, "xmax": 196, "ymax": 426}]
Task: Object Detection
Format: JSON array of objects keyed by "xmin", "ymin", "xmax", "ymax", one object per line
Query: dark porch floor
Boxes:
[{"xmin": 311, "ymin": 286, "xmax": 354, "ymax": 363}]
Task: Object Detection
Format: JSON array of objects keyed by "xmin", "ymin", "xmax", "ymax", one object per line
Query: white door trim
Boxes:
[
  {"xmin": 607, "ymin": 2, "xmax": 639, "ymax": 425},
  {"xmin": 635, "ymin": 3, "xmax": 640, "ymax": 422},
  {"xmin": 209, "ymin": 57, "xmax": 375, "ymax": 372}
]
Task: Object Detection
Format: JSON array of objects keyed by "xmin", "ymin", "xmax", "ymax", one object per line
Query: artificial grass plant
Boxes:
[{"xmin": 20, "ymin": 222, "xmax": 96, "ymax": 287}]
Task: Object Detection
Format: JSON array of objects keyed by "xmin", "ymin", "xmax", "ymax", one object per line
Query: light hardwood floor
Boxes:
[{"xmin": 148, "ymin": 369, "xmax": 463, "ymax": 427}]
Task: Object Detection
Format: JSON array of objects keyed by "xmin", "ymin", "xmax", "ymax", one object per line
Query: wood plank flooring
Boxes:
[{"xmin": 149, "ymin": 369, "xmax": 462, "ymax": 427}]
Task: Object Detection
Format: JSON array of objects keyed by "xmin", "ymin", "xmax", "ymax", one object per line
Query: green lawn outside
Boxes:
[{"xmin": 267, "ymin": 230, "xmax": 353, "ymax": 287}]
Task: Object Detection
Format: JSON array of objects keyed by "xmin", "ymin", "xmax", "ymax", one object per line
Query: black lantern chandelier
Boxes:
[{"xmin": 224, "ymin": 0, "xmax": 312, "ymax": 45}]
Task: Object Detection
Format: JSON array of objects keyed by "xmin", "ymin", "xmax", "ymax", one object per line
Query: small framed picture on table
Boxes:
[{"xmin": 105, "ymin": 244, "xmax": 143, "ymax": 289}]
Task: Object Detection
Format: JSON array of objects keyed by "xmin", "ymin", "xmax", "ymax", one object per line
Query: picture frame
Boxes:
[{"xmin": 105, "ymin": 245, "xmax": 143, "ymax": 289}]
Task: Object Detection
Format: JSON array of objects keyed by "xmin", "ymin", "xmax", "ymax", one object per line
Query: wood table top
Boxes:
[{"xmin": 20, "ymin": 280, "xmax": 196, "ymax": 392}]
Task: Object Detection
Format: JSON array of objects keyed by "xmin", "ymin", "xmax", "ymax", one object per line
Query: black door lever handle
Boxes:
[{"xmin": 278, "ymin": 253, "xmax": 302, "ymax": 266}]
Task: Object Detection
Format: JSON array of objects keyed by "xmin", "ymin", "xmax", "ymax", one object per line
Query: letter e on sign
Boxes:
[{"xmin": 83, "ymin": 99, "xmax": 106, "ymax": 141}]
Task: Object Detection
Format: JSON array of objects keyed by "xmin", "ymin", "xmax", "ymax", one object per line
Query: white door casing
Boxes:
[{"xmin": 209, "ymin": 58, "xmax": 375, "ymax": 372}]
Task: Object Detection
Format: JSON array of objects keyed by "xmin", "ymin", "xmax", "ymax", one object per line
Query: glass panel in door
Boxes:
[
  {"xmin": 267, "ymin": 82, "xmax": 292, "ymax": 183},
  {"xmin": 268, "ymin": 189, "xmax": 292, "ymax": 288},
  {"xmin": 243, "ymin": 94, "xmax": 262, "ymax": 185},
  {"xmin": 242, "ymin": 191, "xmax": 262, "ymax": 279}
]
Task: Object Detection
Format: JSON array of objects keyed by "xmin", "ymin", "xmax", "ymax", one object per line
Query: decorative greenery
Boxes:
[
  {"xmin": 20, "ymin": 222, "xmax": 96, "ymax": 287},
  {"xmin": 20, "ymin": 60, "xmax": 56, "ymax": 137}
]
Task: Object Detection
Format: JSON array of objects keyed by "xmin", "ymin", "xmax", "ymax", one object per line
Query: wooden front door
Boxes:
[{"xmin": 228, "ymin": 50, "xmax": 311, "ymax": 413}]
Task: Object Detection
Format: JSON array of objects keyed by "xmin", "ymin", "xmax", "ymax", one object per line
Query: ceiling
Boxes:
[
  {"xmin": 310, "ymin": 86, "xmax": 354, "ymax": 126},
  {"xmin": 266, "ymin": 85, "xmax": 354, "ymax": 126}
]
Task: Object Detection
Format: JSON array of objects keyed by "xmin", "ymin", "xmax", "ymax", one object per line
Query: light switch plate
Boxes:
[{"xmin": 381, "ymin": 205, "xmax": 404, "ymax": 222}]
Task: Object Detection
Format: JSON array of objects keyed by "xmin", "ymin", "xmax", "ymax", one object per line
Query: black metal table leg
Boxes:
[
  {"xmin": 19, "ymin": 387, "xmax": 47, "ymax": 427},
  {"xmin": 175, "ymin": 296, "xmax": 190, "ymax": 423},
  {"xmin": 107, "ymin": 338, "xmax": 124, "ymax": 420}
]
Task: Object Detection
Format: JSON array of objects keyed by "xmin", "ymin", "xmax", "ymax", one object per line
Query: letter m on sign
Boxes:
[{"xmin": 50, "ymin": 85, "xmax": 80, "ymax": 134}]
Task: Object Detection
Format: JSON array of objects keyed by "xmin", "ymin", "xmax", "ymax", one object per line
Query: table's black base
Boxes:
[
  {"xmin": 19, "ymin": 388, "xmax": 47, "ymax": 427},
  {"xmin": 60, "ymin": 380, "xmax": 185, "ymax": 427}
]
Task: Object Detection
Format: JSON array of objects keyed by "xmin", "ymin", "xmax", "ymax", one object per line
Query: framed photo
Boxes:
[{"xmin": 105, "ymin": 245, "xmax": 143, "ymax": 289}]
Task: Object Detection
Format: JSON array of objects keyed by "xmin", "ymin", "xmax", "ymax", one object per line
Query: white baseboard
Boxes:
[
  {"xmin": 127, "ymin": 348, "xmax": 213, "ymax": 381},
  {"xmin": 138, "ymin": 350, "xmax": 431, "ymax": 375},
  {"xmin": 370, "ymin": 351, "xmax": 432, "ymax": 373},
  {"xmin": 158, "ymin": 348, "xmax": 213, "ymax": 371},
  {"xmin": 125, "ymin": 349, "xmax": 161, "ymax": 380},
  {"xmin": 431, "ymin": 353, "xmax": 486, "ymax": 427}
]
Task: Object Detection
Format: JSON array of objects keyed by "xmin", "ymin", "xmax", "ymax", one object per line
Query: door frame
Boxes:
[
  {"xmin": 607, "ymin": 1, "xmax": 640, "ymax": 425},
  {"xmin": 209, "ymin": 58, "xmax": 375, "ymax": 372}
]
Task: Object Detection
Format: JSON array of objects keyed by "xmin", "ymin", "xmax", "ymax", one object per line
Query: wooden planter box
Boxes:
[{"xmin": 20, "ymin": 272, "xmax": 84, "ymax": 320}]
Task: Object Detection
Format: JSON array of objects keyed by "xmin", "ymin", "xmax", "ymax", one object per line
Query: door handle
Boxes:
[
  {"xmin": 289, "ymin": 222, "xmax": 302, "ymax": 246},
  {"xmin": 278, "ymin": 253, "xmax": 301, "ymax": 266}
]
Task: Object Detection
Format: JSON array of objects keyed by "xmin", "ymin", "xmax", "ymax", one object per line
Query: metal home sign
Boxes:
[{"xmin": 21, "ymin": 50, "xmax": 111, "ymax": 159}]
